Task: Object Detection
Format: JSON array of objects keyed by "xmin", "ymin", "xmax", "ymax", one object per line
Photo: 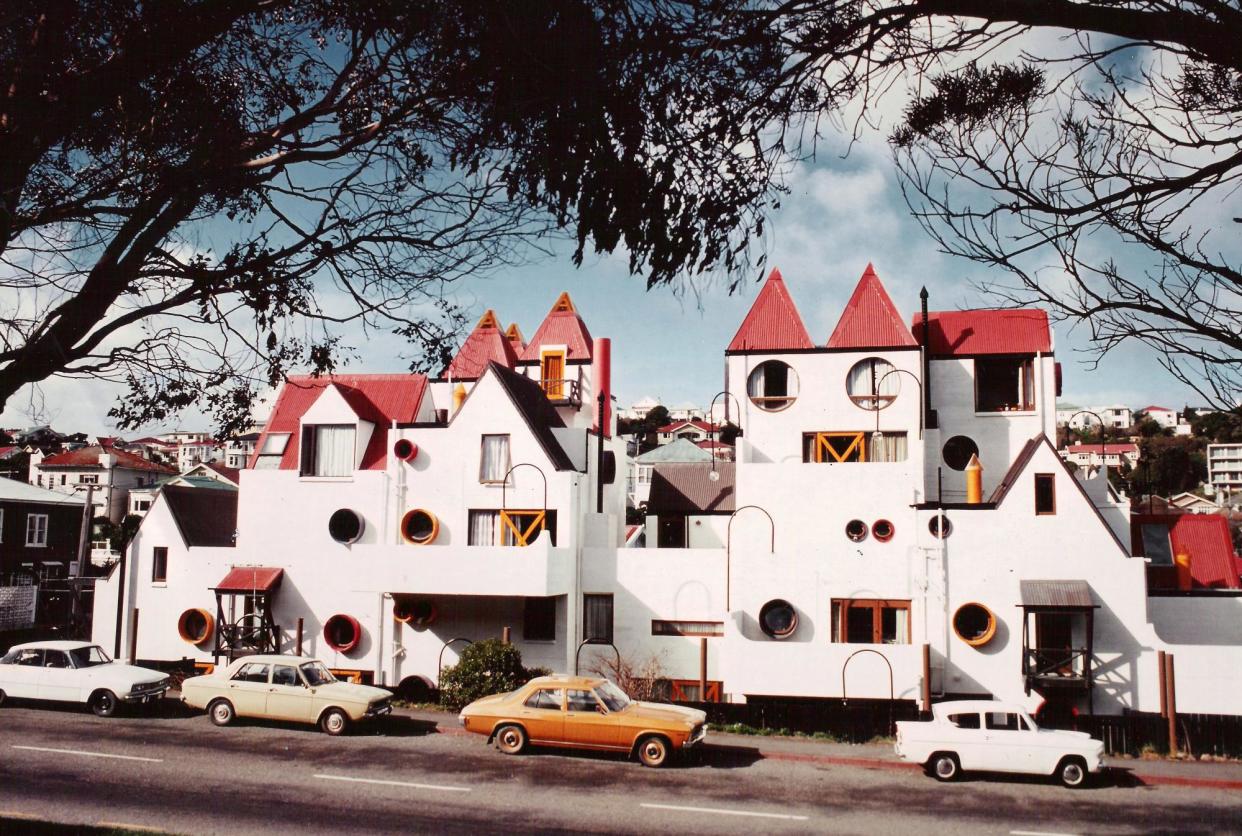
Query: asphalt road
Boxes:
[{"xmin": 0, "ymin": 700, "xmax": 1239, "ymax": 835}]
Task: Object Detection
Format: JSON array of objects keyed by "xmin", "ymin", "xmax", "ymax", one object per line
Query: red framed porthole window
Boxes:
[
  {"xmin": 845, "ymin": 519, "xmax": 868, "ymax": 542},
  {"xmin": 872, "ymin": 519, "xmax": 894, "ymax": 542},
  {"xmin": 393, "ymin": 438, "xmax": 418, "ymax": 462},
  {"xmin": 323, "ymin": 614, "xmax": 362, "ymax": 653}
]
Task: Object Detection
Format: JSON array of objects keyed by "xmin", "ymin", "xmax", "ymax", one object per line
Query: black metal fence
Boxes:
[{"xmin": 1073, "ymin": 711, "xmax": 1242, "ymax": 759}]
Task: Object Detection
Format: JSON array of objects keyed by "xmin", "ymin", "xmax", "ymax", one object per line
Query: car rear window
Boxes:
[
  {"xmin": 231, "ymin": 662, "xmax": 270, "ymax": 683},
  {"xmin": 947, "ymin": 713, "xmax": 980, "ymax": 729},
  {"xmin": 523, "ymin": 689, "xmax": 561, "ymax": 710}
]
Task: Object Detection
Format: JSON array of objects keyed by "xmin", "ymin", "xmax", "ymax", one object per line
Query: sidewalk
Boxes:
[{"xmin": 396, "ymin": 706, "xmax": 1242, "ymax": 790}]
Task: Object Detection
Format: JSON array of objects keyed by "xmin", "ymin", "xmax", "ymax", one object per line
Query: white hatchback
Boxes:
[{"xmin": 0, "ymin": 640, "xmax": 170, "ymax": 717}]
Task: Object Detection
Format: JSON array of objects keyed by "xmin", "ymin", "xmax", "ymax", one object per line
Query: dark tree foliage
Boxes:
[
  {"xmin": 1137, "ymin": 436, "xmax": 1207, "ymax": 497},
  {"xmin": 436, "ymin": 638, "xmax": 549, "ymax": 710},
  {"xmin": 0, "ymin": 2, "xmax": 786, "ymax": 435},
  {"xmin": 1191, "ymin": 407, "xmax": 1242, "ymax": 442}
]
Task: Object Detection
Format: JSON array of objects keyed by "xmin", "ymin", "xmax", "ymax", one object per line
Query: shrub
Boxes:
[{"xmin": 437, "ymin": 639, "xmax": 548, "ymax": 709}]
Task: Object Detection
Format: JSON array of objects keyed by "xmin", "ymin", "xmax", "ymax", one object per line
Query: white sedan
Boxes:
[
  {"xmin": 0, "ymin": 640, "xmax": 170, "ymax": 717},
  {"xmin": 895, "ymin": 700, "xmax": 1105, "ymax": 788}
]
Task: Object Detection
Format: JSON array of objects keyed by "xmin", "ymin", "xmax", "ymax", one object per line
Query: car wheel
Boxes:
[
  {"xmin": 320, "ymin": 708, "xmax": 350, "ymax": 736},
  {"xmin": 89, "ymin": 690, "xmax": 119, "ymax": 718},
  {"xmin": 0, "ymin": 688, "xmax": 6, "ymax": 708},
  {"xmin": 208, "ymin": 698, "xmax": 236, "ymax": 727},
  {"xmin": 930, "ymin": 752, "xmax": 960, "ymax": 782},
  {"xmin": 1058, "ymin": 756, "xmax": 1089, "ymax": 789},
  {"xmin": 637, "ymin": 735, "xmax": 670, "ymax": 768},
  {"xmin": 494, "ymin": 724, "xmax": 527, "ymax": 755}
]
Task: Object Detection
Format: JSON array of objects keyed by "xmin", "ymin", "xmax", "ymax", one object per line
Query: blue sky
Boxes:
[{"xmin": 0, "ymin": 141, "xmax": 1206, "ymax": 437}]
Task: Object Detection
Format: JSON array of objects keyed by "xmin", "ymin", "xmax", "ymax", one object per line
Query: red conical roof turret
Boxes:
[
  {"xmin": 826, "ymin": 263, "xmax": 917, "ymax": 349},
  {"xmin": 520, "ymin": 292, "xmax": 594, "ymax": 361},
  {"xmin": 445, "ymin": 309, "xmax": 519, "ymax": 380},
  {"xmin": 726, "ymin": 268, "xmax": 814, "ymax": 352}
]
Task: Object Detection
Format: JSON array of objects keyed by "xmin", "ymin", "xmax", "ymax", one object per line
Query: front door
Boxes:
[
  {"xmin": 226, "ymin": 661, "xmax": 271, "ymax": 716},
  {"xmin": 563, "ymin": 688, "xmax": 621, "ymax": 748},
  {"xmin": 517, "ymin": 687, "xmax": 565, "ymax": 744},
  {"xmin": 1035, "ymin": 613, "xmax": 1075, "ymax": 676},
  {"xmin": 265, "ymin": 664, "xmax": 314, "ymax": 722}
]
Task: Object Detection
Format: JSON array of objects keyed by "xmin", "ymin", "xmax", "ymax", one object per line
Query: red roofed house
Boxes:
[
  {"xmin": 1060, "ymin": 442, "xmax": 1141, "ymax": 471},
  {"xmin": 444, "ymin": 309, "xmax": 518, "ymax": 382},
  {"xmin": 29, "ymin": 444, "xmax": 177, "ymax": 522},
  {"xmin": 1133, "ymin": 513, "xmax": 1241, "ymax": 590},
  {"xmin": 656, "ymin": 419, "xmax": 718, "ymax": 446}
]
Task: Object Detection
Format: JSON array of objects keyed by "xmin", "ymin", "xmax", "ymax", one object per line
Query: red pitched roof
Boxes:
[
  {"xmin": 215, "ymin": 566, "xmax": 283, "ymax": 593},
  {"xmin": 40, "ymin": 445, "xmax": 176, "ymax": 474},
  {"xmin": 657, "ymin": 419, "xmax": 717, "ymax": 434},
  {"xmin": 204, "ymin": 461, "xmax": 241, "ymax": 484},
  {"xmin": 912, "ymin": 309, "xmax": 1052, "ymax": 356},
  {"xmin": 826, "ymin": 264, "xmax": 917, "ymax": 349},
  {"xmin": 519, "ymin": 292, "xmax": 594, "ymax": 362},
  {"xmin": 445, "ymin": 310, "xmax": 518, "ymax": 381},
  {"xmin": 1141, "ymin": 405, "xmax": 1174, "ymax": 413},
  {"xmin": 1132, "ymin": 514, "xmax": 1240, "ymax": 589},
  {"xmin": 504, "ymin": 323, "xmax": 526, "ymax": 353},
  {"xmin": 1064, "ymin": 444, "xmax": 1138, "ymax": 455},
  {"xmin": 726, "ymin": 268, "xmax": 813, "ymax": 352},
  {"xmin": 252, "ymin": 374, "xmax": 428, "ymax": 471}
]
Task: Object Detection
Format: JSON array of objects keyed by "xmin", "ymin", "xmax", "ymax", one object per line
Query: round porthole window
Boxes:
[
  {"xmin": 323, "ymin": 613, "xmax": 362, "ymax": 653},
  {"xmin": 177, "ymin": 608, "xmax": 214, "ymax": 645},
  {"xmin": 929, "ymin": 514, "xmax": 953, "ymax": 539},
  {"xmin": 942, "ymin": 436, "xmax": 979, "ymax": 471},
  {"xmin": 758, "ymin": 599, "xmax": 798, "ymax": 639},
  {"xmin": 747, "ymin": 360, "xmax": 799, "ymax": 412},
  {"xmin": 328, "ymin": 509, "xmax": 364, "ymax": 544},
  {"xmin": 393, "ymin": 598, "xmax": 437, "ymax": 626},
  {"xmin": 872, "ymin": 519, "xmax": 894, "ymax": 542},
  {"xmin": 400, "ymin": 509, "xmax": 439, "ymax": 545},
  {"xmin": 846, "ymin": 357, "xmax": 899, "ymax": 410},
  {"xmin": 845, "ymin": 519, "xmax": 868, "ymax": 542},
  {"xmin": 953, "ymin": 603, "xmax": 997, "ymax": 647},
  {"xmin": 393, "ymin": 438, "xmax": 418, "ymax": 462}
]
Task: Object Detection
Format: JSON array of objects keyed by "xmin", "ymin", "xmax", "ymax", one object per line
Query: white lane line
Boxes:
[
  {"xmin": 1011, "ymin": 831, "xmax": 1079, "ymax": 836},
  {"xmin": 11, "ymin": 745, "xmax": 163, "ymax": 763},
  {"xmin": 313, "ymin": 774, "xmax": 471, "ymax": 793},
  {"xmin": 640, "ymin": 802, "xmax": 809, "ymax": 822}
]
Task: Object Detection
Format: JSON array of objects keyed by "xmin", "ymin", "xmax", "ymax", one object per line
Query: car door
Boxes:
[
  {"xmin": 517, "ymin": 687, "xmax": 565, "ymax": 744},
  {"xmin": 36, "ymin": 650, "xmax": 80, "ymax": 702},
  {"xmin": 2, "ymin": 649, "xmax": 44, "ymax": 699},
  {"xmin": 982, "ymin": 711, "xmax": 1035, "ymax": 773},
  {"xmin": 944, "ymin": 711, "xmax": 987, "ymax": 770},
  {"xmin": 225, "ymin": 662, "xmax": 271, "ymax": 716},
  {"xmin": 265, "ymin": 664, "xmax": 314, "ymax": 722},
  {"xmin": 563, "ymin": 688, "xmax": 621, "ymax": 749}
]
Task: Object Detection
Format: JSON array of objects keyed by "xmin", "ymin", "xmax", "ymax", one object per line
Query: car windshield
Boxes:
[
  {"xmin": 594, "ymin": 680, "xmax": 631, "ymax": 712},
  {"xmin": 300, "ymin": 661, "xmax": 336, "ymax": 686},
  {"xmin": 68, "ymin": 646, "xmax": 112, "ymax": 668}
]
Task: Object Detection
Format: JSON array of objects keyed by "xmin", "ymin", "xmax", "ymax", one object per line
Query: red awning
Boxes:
[{"xmin": 214, "ymin": 566, "xmax": 283, "ymax": 593}]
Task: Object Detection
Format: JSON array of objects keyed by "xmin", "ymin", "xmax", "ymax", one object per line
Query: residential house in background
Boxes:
[
  {"xmin": 1167, "ymin": 492, "xmax": 1221, "ymax": 514},
  {"xmin": 223, "ymin": 431, "xmax": 262, "ymax": 469},
  {"xmin": 1056, "ymin": 404, "xmax": 1134, "ymax": 431},
  {"xmin": 628, "ymin": 437, "xmax": 713, "ymax": 509},
  {"xmin": 656, "ymin": 419, "xmax": 717, "ymax": 446},
  {"xmin": 1060, "ymin": 442, "xmax": 1141, "ymax": 471},
  {"xmin": 0, "ymin": 479, "xmax": 86, "ymax": 579},
  {"xmin": 128, "ymin": 462, "xmax": 240, "ymax": 518},
  {"xmin": 176, "ymin": 439, "xmax": 219, "ymax": 472},
  {"xmin": 30, "ymin": 446, "xmax": 177, "ymax": 522}
]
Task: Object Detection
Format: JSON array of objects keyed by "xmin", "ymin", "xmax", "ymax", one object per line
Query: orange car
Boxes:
[{"xmin": 458, "ymin": 675, "xmax": 707, "ymax": 767}]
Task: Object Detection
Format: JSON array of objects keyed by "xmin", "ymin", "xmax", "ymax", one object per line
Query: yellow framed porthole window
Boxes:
[
  {"xmin": 953, "ymin": 602, "xmax": 997, "ymax": 647},
  {"xmin": 400, "ymin": 509, "xmax": 439, "ymax": 545}
]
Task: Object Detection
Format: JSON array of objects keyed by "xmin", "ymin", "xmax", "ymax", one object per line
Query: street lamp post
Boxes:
[{"xmin": 1068, "ymin": 410, "xmax": 1108, "ymax": 474}]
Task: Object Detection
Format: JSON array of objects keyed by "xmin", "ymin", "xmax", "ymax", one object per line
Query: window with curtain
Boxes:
[
  {"xmin": 469, "ymin": 510, "xmax": 500, "ymax": 546},
  {"xmin": 583, "ymin": 594, "xmax": 614, "ymax": 643},
  {"xmin": 869, "ymin": 432, "xmax": 908, "ymax": 463},
  {"xmin": 468, "ymin": 509, "xmax": 557, "ymax": 546},
  {"xmin": 479, "ymin": 434, "xmax": 510, "ymax": 483},
  {"xmin": 300, "ymin": 424, "xmax": 355, "ymax": 476},
  {"xmin": 846, "ymin": 357, "xmax": 900, "ymax": 409},
  {"xmin": 831, "ymin": 599, "xmax": 910, "ymax": 644}
]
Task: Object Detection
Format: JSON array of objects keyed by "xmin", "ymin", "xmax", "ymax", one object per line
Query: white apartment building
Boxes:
[
  {"xmin": 1060, "ymin": 443, "xmax": 1141, "ymax": 470},
  {"xmin": 30, "ymin": 445, "xmax": 177, "ymax": 522},
  {"xmin": 1207, "ymin": 443, "xmax": 1242, "ymax": 500},
  {"xmin": 1056, "ymin": 404, "xmax": 1133, "ymax": 431},
  {"xmin": 94, "ymin": 270, "xmax": 1242, "ymax": 719}
]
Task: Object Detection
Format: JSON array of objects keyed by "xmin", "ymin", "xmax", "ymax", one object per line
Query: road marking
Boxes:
[
  {"xmin": 97, "ymin": 823, "xmax": 167, "ymax": 833},
  {"xmin": 1011, "ymin": 831, "xmax": 1079, "ymax": 836},
  {"xmin": 11, "ymin": 745, "xmax": 163, "ymax": 763},
  {"xmin": 640, "ymin": 802, "xmax": 809, "ymax": 822},
  {"xmin": 313, "ymin": 774, "xmax": 471, "ymax": 793}
]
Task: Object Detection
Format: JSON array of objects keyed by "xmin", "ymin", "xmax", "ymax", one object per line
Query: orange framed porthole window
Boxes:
[
  {"xmin": 177, "ymin": 608, "xmax": 214, "ymax": 645},
  {"xmin": 758, "ymin": 599, "xmax": 798, "ymax": 639},
  {"xmin": 953, "ymin": 603, "xmax": 996, "ymax": 647},
  {"xmin": 845, "ymin": 519, "xmax": 868, "ymax": 542},
  {"xmin": 393, "ymin": 598, "xmax": 437, "ymax": 627},
  {"xmin": 400, "ymin": 509, "xmax": 439, "ymax": 545},
  {"xmin": 328, "ymin": 508, "xmax": 364, "ymax": 544},
  {"xmin": 872, "ymin": 519, "xmax": 894, "ymax": 542},
  {"xmin": 323, "ymin": 614, "xmax": 362, "ymax": 653}
]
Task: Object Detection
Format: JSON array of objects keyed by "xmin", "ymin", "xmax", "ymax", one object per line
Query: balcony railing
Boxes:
[
  {"xmin": 540, "ymin": 378, "xmax": 582, "ymax": 406},
  {"xmin": 1024, "ymin": 647, "xmax": 1090, "ymax": 685}
]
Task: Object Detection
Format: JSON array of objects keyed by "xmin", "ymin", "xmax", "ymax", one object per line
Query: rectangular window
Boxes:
[
  {"xmin": 79, "ymin": 474, "xmax": 99, "ymax": 484},
  {"xmin": 1034, "ymin": 473, "xmax": 1056, "ymax": 515},
  {"xmin": 479, "ymin": 434, "xmax": 510, "ymax": 483},
  {"xmin": 60, "ymin": 474, "xmax": 66, "ymax": 485},
  {"xmin": 656, "ymin": 516, "xmax": 686, "ymax": 548},
  {"xmin": 468, "ymin": 510, "xmax": 557, "ymax": 546},
  {"xmin": 651, "ymin": 620, "xmax": 723, "ymax": 637},
  {"xmin": 975, "ymin": 356, "xmax": 1035, "ymax": 412},
  {"xmin": 25, "ymin": 514, "xmax": 48, "ymax": 547},
  {"xmin": 583, "ymin": 594, "xmax": 614, "ymax": 643},
  {"xmin": 1140, "ymin": 524, "xmax": 1174, "ymax": 566},
  {"xmin": 300, "ymin": 424, "xmax": 355, "ymax": 476},
  {"xmin": 830, "ymin": 599, "xmax": 911, "ymax": 644},
  {"xmin": 151, "ymin": 547, "xmax": 168, "ymax": 583},
  {"xmin": 802, "ymin": 432, "xmax": 907, "ymax": 463},
  {"xmin": 540, "ymin": 350, "xmax": 566, "ymax": 399},
  {"xmin": 523, "ymin": 597, "xmax": 556, "ymax": 641},
  {"xmin": 0, "ymin": 508, "xmax": 3, "ymax": 542}
]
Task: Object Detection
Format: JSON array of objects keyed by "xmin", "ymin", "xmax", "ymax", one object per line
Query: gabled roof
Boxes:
[
  {"xmin": 252, "ymin": 374, "xmax": 428, "ymax": 470},
  {"xmin": 162, "ymin": 485, "xmax": 237, "ymax": 548},
  {"xmin": 912, "ymin": 309, "xmax": 1052, "ymax": 357},
  {"xmin": 826, "ymin": 264, "xmax": 917, "ymax": 349},
  {"xmin": 39, "ymin": 445, "xmax": 176, "ymax": 474},
  {"xmin": 1141, "ymin": 405, "xmax": 1174, "ymax": 413},
  {"xmin": 726, "ymin": 268, "xmax": 814, "ymax": 353},
  {"xmin": 203, "ymin": 462, "xmax": 241, "ymax": 484},
  {"xmin": 635, "ymin": 438, "xmax": 713, "ymax": 464},
  {"xmin": 657, "ymin": 419, "xmax": 716, "ymax": 434},
  {"xmin": 486, "ymin": 362, "xmax": 575, "ymax": 471},
  {"xmin": 0, "ymin": 478, "xmax": 86, "ymax": 507},
  {"xmin": 519, "ymin": 292, "xmax": 594, "ymax": 362},
  {"xmin": 648, "ymin": 462, "xmax": 735, "ymax": 514},
  {"xmin": 1132, "ymin": 513, "xmax": 1240, "ymax": 589},
  {"xmin": 445, "ymin": 310, "xmax": 519, "ymax": 381}
]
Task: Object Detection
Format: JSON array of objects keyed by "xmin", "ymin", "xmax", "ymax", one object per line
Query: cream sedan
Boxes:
[{"xmin": 181, "ymin": 655, "xmax": 392, "ymax": 735}]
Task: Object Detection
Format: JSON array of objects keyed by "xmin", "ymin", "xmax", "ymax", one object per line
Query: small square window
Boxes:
[{"xmin": 152, "ymin": 547, "xmax": 168, "ymax": 583}]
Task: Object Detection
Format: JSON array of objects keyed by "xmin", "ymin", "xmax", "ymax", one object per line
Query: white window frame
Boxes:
[
  {"xmin": 25, "ymin": 513, "xmax": 49, "ymax": 547},
  {"xmin": 479, "ymin": 434, "xmax": 511, "ymax": 484}
]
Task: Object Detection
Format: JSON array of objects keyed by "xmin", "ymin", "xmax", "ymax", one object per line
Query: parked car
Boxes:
[
  {"xmin": 0, "ymin": 640, "xmax": 169, "ymax": 717},
  {"xmin": 180, "ymin": 654, "xmax": 392, "ymax": 735},
  {"xmin": 895, "ymin": 699, "xmax": 1104, "ymax": 788},
  {"xmin": 458, "ymin": 674, "xmax": 707, "ymax": 767}
]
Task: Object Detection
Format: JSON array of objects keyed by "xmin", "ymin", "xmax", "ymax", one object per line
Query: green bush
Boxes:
[{"xmin": 437, "ymin": 639, "xmax": 549, "ymax": 709}]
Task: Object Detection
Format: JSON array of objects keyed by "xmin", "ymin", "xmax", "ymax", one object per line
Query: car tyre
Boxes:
[
  {"xmin": 1057, "ymin": 756, "xmax": 1089, "ymax": 789},
  {"xmin": 494, "ymin": 724, "xmax": 527, "ymax": 755},
  {"xmin": 320, "ymin": 707, "xmax": 350, "ymax": 736},
  {"xmin": 89, "ymin": 689, "xmax": 119, "ymax": 718},
  {"xmin": 930, "ymin": 752, "xmax": 960, "ymax": 782},
  {"xmin": 637, "ymin": 735, "xmax": 670, "ymax": 768},
  {"xmin": 0, "ymin": 688, "xmax": 6, "ymax": 708},
  {"xmin": 208, "ymin": 698, "xmax": 236, "ymax": 727}
]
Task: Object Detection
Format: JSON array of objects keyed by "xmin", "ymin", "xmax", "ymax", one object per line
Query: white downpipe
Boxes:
[{"xmin": 376, "ymin": 592, "xmax": 389, "ymax": 686}]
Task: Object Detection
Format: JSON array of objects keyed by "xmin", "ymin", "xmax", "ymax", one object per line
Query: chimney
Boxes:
[{"xmin": 592, "ymin": 337, "xmax": 612, "ymax": 438}]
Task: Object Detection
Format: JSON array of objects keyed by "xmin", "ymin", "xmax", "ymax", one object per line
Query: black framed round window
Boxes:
[
  {"xmin": 758, "ymin": 599, "xmax": 798, "ymax": 639},
  {"xmin": 328, "ymin": 509, "xmax": 364, "ymax": 544},
  {"xmin": 929, "ymin": 514, "xmax": 953, "ymax": 539},
  {"xmin": 845, "ymin": 519, "xmax": 868, "ymax": 542},
  {"xmin": 942, "ymin": 436, "xmax": 979, "ymax": 471}
]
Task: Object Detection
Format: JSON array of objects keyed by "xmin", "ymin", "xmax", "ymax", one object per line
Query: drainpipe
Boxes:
[{"xmin": 920, "ymin": 287, "xmax": 935, "ymax": 429}]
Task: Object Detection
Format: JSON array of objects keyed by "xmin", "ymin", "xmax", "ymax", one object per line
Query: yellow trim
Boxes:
[
  {"xmin": 551, "ymin": 291, "xmax": 575, "ymax": 313},
  {"xmin": 477, "ymin": 309, "xmax": 500, "ymax": 329},
  {"xmin": 500, "ymin": 509, "xmax": 546, "ymax": 546},
  {"xmin": 814, "ymin": 432, "xmax": 867, "ymax": 463},
  {"xmin": 540, "ymin": 349, "xmax": 566, "ymax": 399}
]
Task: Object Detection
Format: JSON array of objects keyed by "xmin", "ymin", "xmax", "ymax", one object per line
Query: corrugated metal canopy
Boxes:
[
  {"xmin": 1019, "ymin": 580, "xmax": 1097, "ymax": 609},
  {"xmin": 215, "ymin": 566, "xmax": 283, "ymax": 593},
  {"xmin": 647, "ymin": 462, "xmax": 735, "ymax": 514}
]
